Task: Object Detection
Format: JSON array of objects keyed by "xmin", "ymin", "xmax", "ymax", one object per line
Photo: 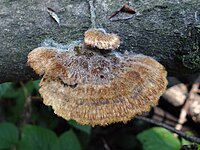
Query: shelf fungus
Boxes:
[
  {"xmin": 27, "ymin": 31, "xmax": 167, "ymax": 126},
  {"xmin": 84, "ymin": 28, "xmax": 120, "ymax": 50}
]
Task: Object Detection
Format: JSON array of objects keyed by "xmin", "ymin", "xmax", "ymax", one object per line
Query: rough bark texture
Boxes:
[{"xmin": 0, "ymin": 0, "xmax": 200, "ymax": 83}]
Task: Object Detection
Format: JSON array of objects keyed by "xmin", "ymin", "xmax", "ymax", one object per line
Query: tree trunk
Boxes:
[{"xmin": 0, "ymin": 0, "xmax": 200, "ymax": 83}]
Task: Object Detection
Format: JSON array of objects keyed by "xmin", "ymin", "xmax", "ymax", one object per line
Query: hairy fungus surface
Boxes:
[
  {"xmin": 84, "ymin": 28, "xmax": 120, "ymax": 50},
  {"xmin": 28, "ymin": 45, "xmax": 167, "ymax": 126}
]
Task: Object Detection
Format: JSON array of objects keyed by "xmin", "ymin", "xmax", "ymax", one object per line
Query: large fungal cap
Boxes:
[
  {"xmin": 28, "ymin": 45, "xmax": 167, "ymax": 126},
  {"xmin": 84, "ymin": 28, "xmax": 120, "ymax": 50}
]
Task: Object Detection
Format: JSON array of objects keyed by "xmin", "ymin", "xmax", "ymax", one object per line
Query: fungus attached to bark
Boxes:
[
  {"xmin": 28, "ymin": 43, "xmax": 167, "ymax": 126},
  {"xmin": 84, "ymin": 28, "xmax": 120, "ymax": 50}
]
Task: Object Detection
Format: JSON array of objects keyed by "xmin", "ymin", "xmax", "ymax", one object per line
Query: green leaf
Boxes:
[
  {"xmin": 137, "ymin": 127, "xmax": 181, "ymax": 150},
  {"xmin": 0, "ymin": 83, "xmax": 18, "ymax": 99},
  {"xmin": 6, "ymin": 81, "xmax": 39, "ymax": 123},
  {"xmin": 67, "ymin": 120, "xmax": 91, "ymax": 148},
  {"xmin": 17, "ymin": 140, "xmax": 33, "ymax": 150},
  {"xmin": 19, "ymin": 125, "xmax": 58, "ymax": 150},
  {"xmin": 75, "ymin": 131, "xmax": 90, "ymax": 149},
  {"xmin": 32, "ymin": 80, "xmax": 40, "ymax": 91},
  {"xmin": 0, "ymin": 122, "xmax": 19, "ymax": 149},
  {"xmin": 181, "ymin": 131, "xmax": 200, "ymax": 149},
  {"xmin": 54, "ymin": 130, "xmax": 81, "ymax": 150},
  {"xmin": 0, "ymin": 82, "xmax": 12, "ymax": 98},
  {"xmin": 68, "ymin": 120, "xmax": 91, "ymax": 134},
  {"xmin": 181, "ymin": 138, "xmax": 192, "ymax": 146}
]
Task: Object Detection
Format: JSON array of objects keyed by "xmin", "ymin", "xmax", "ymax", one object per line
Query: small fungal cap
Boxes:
[
  {"xmin": 84, "ymin": 28, "xmax": 120, "ymax": 50},
  {"xmin": 27, "ymin": 46, "xmax": 167, "ymax": 126}
]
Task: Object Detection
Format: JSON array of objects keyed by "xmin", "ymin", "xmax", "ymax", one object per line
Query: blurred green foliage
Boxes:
[
  {"xmin": 0, "ymin": 81, "xmax": 199, "ymax": 150},
  {"xmin": 137, "ymin": 127, "xmax": 181, "ymax": 150},
  {"xmin": 0, "ymin": 122, "xmax": 18, "ymax": 149}
]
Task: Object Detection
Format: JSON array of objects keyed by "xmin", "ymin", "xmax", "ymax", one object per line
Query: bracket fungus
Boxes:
[
  {"xmin": 27, "ymin": 29, "xmax": 167, "ymax": 126},
  {"xmin": 84, "ymin": 28, "xmax": 120, "ymax": 50}
]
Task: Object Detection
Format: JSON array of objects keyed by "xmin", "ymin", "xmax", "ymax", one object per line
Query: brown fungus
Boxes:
[
  {"xmin": 84, "ymin": 28, "xmax": 120, "ymax": 50},
  {"xmin": 28, "ymin": 44, "xmax": 167, "ymax": 126}
]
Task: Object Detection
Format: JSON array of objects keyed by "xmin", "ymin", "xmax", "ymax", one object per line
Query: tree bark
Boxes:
[{"xmin": 0, "ymin": 0, "xmax": 200, "ymax": 83}]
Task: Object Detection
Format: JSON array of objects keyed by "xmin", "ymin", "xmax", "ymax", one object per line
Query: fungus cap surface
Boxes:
[
  {"xmin": 28, "ymin": 45, "xmax": 167, "ymax": 126},
  {"xmin": 84, "ymin": 28, "xmax": 120, "ymax": 50}
]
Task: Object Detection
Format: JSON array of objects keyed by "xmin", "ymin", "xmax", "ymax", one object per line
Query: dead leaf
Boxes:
[
  {"xmin": 109, "ymin": 3, "xmax": 136, "ymax": 21},
  {"xmin": 47, "ymin": 7, "xmax": 60, "ymax": 26}
]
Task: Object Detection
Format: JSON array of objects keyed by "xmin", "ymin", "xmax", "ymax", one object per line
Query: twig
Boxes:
[
  {"xmin": 19, "ymin": 82, "xmax": 32, "ymax": 133},
  {"xmin": 175, "ymin": 76, "xmax": 200, "ymax": 130},
  {"xmin": 87, "ymin": 0, "xmax": 96, "ymax": 28},
  {"xmin": 19, "ymin": 96, "xmax": 32, "ymax": 127},
  {"xmin": 31, "ymin": 96, "xmax": 42, "ymax": 101},
  {"xmin": 194, "ymin": 89, "xmax": 200, "ymax": 93},
  {"xmin": 135, "ymin": 115, "xmax": 200, "ymax": 144}
]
